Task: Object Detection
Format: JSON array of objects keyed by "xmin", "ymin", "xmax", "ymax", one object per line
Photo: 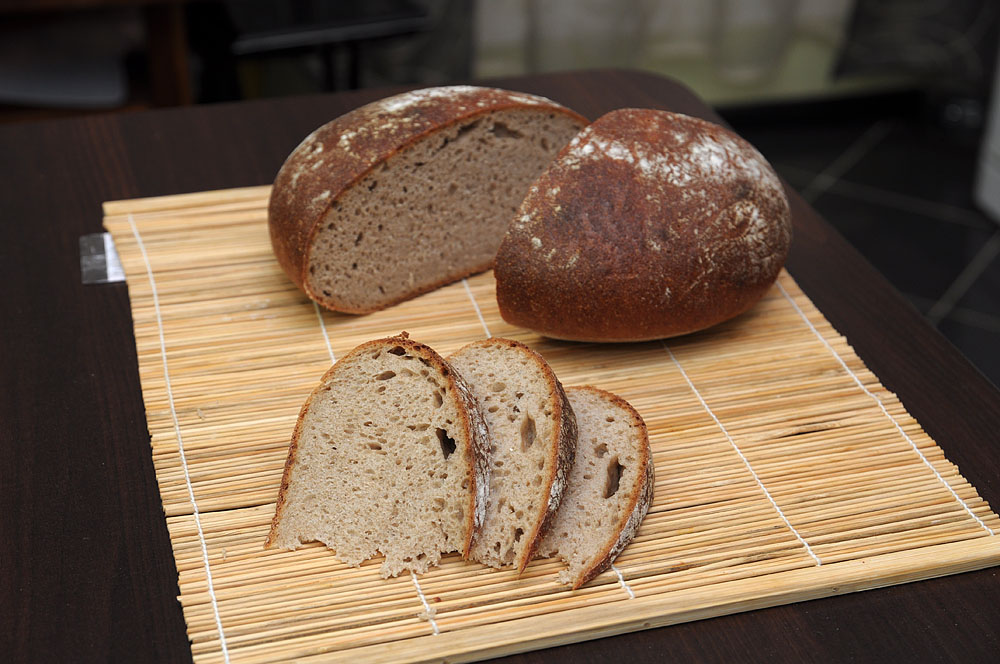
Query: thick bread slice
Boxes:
[
  {"xmin": 495, "ymin": 107, "xmax": 791, "ymax": 341},
  {"xmin": 268, "ymin": 85, "xmax": 587, "ymax": 314},
  {"xmin": 447, "ymin": 338, "xmax": 577, "ymax": 572},
  {"xmin": 537, "ymin": 386, "xmax": 653, "ymax": 588},
  {"xmin": 265, "ymin": 334, "xmax": 492, "ymax": 578}
]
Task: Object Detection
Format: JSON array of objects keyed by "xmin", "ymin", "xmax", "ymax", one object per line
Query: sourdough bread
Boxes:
[
  {"xmin": 447, "ymin": 338, "xmax": 577, "ymax": 572},
  {"xmin": 265, "ymin": 334, "xmax": 492, "ymax": 578},
  {"xmin": 494, "ymin": 107, "xmax": 792, "ymax": 341},
  {"xmin": 537, "ymin": 386, "xmax": 653, "ymax": 588},
  {"xmin": 268, "ymin": 85, "xmax": 587, "ymax": 314}
]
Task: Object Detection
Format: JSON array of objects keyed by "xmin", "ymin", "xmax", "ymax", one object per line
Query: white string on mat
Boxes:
[
  {"xmin": 611, "ymin": 564, "xmax": 636, "ymax": 599},
  {"xmin": 776, "ymin": 280, "xmax": 996, "ymax": 536},
  {"xmin": 312, "ymin": 301, "xmax": 337, "ymax": 364},
  {"xmin": 127, "ymin": 214, "xmax": 232, "ymax": 664},
  {"xmin": 462, "ymin": 278, "xmax": 492, "ymax": 338},
  {"xmin": 661, "ymin": 340, "xmax": 824, "ymax": 566},
  {"xmin": 410, "ymin": 574, "xmax": 440, "ymax": 635}
]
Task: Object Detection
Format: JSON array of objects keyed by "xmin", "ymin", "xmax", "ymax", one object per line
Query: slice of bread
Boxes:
[
  {"xmin": 265, "ymin": 334, "xmax": 492, "ymax": 578},
  {"xmin": 268, "ymin": 85, "xmax": 587, "ymax": 314},
  {"xmin": 447, "ymin": 338, "xmax": 577, "ymax": 572},
  {"xmin": 537, "ymin": 386, "xmax": 653, "ymax": 588}
]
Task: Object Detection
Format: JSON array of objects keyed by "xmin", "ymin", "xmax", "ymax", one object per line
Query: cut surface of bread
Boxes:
[
  {"xmin": 447, "ymin": 338, "xmax": 577, "ymax": 572},
  {"xmin": 537, "ymin": 386, "xmax": 653, "ymax": 588},
  {"xmin": 268, "ymin": 86, "xmax": 587, "ymax": 314},
  {"xmin": 265, "ymin": 334, "xmax": 491, "ymax": 578}
]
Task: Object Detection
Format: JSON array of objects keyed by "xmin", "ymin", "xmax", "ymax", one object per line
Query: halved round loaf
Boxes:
[
  {"xmin": 447, "ymin": 337, "xmax": 577, "ymax": 573},
  {"xmin": 268, "ymin": 85, "xmax": 587, "ymax": 314},
  {"xmin": 494, "ymin": 108, "xmax": 792, "ymax": 342},
  {"xmin": 536, "ymin": 386, "xmax": 653, "ymax": 589},
  {"xmin": 264, "ymin": 334, "xmax": 492, "ymax": 578}
]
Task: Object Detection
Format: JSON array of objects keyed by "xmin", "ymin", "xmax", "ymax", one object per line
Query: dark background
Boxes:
[{"xmin": 2, "ymin": 0, "xmax": 995, "ymax": 387}]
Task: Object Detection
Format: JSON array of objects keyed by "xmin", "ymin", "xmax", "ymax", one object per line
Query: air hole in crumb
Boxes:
[
  {"xmin": 354, "ymin": 232, "xmax": 363, "ymax": 245},
  {"xmin": 388, "ymin": 346, "xmax": 406, "ymax": 356},
  {"xmin": 490, "ymin": 382, "xmax": 506, "ymax": 392},
  {"xmin": 487, "ymin": 405, "xmax": 499, "ymax": 413},
  {"xmin": 515, "ymin": 392, "xmax": 524, "ymax": 399},
  {"xmin": 448, "ymin": 183, "xmax": 458, "ymax": 195},
  {"xmin": 436, "ymin": 428, "xmax": 456, "ymax": 459},
  {"xmin": 367, "ymin": 180, "xmax": 377, "ymax": 191},
  {"xmin": 595, "ymin": 443, "xmax": 608, "ymax": 458},
  {"xmin": 604, "ymin": 457, "xmax": 623, "ymax": 499},
  {"xmin": 433, "ymin": 391, "xmax": 443, "ymax": 408},
  {"xmin": 540, "ymin": 137, "xmax": 550, "ymax": 150},
  {"xmin": 376, "ymin": 385, "xmax": 386, "ymax": 393},
  {"xmin": 375, "ymin": 371, "xmax": 396, "ymax": 380},
  {"xmin": 520, "ymin": 416, "xmax": 536, "ymax": 451},
  {"xmin": 366, "ymin": 442, "xmax": 382, "ymax": 451},
  {"xmin": 513, "ymin": 527, "xmax": 524, "ymax": 542},
  {"xmin": 606, "ymin": 416, "xmax": 616, "ymax": 423},
  {"xmin": 457, "ymin": 120, "xmax": 480, "ymax": 137},
  {"xmin": 490, "ymin": 122, "xmax": 522, "ymax": 139}
]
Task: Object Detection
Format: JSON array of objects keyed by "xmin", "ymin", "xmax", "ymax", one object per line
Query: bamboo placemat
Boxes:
[{"xmin": 104, "ymin": 185, "xmax": 1000, "ymax": 664}]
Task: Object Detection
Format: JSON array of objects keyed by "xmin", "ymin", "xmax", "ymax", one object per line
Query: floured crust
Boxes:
[
  {"xmin": 267, "ymin": 85, "xmax": 588, "ymax": 312},
  {"xmin": 264, "ymin": 333, "xmax": 492, "ymax": 563},
  {"xmin": 495, "ymin": 107, "xmax": 792, "ymax": 341}
]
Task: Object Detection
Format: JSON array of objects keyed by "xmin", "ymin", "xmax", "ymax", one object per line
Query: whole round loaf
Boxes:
[
  {"xmin": 494, "ymin": 108, "xmax": 792, "ymax": 342},
  {"xmin": 268, "ymin": 85, "xmax": 587, "ymax": 314}
]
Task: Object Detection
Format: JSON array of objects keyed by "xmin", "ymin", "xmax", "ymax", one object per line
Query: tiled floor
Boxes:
[{"xmin": 724, "ymin": 97, "xmax": 1000, "ymax": 388}]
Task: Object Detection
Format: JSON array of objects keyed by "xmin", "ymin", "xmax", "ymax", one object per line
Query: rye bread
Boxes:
[
  {"xmin": 494, "ymin": 107, "xmax": 792, "ymax": 342},
  {"xmin": 268, "ymin": 85, "xmax": 587, "ymax": 314},
  {"xmin": 264, "ymin": 334, "xmax": 492, "ymax": 578},
  {"xmin": 447, "ymin": 338, "xmax": 577, "ymax": 572},
  {"xmin": 537, "ymin": 386, "xmax": 653, "ymax": 588}
]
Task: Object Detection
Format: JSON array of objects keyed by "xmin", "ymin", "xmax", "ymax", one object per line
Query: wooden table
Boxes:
[{"xmin": 2, "ymin": 70, "xmax": 998, "ymax": 663}]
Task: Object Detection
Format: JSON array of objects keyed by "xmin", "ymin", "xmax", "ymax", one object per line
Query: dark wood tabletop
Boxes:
[{"xmin": 2, "ymin": 69, "xmax": 998, "ymax": 663}]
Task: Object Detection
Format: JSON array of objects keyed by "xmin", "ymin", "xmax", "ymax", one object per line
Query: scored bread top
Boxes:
[
  {"xmin": 268, "ymin": 86, "xmax": 588, "ymax": 309},
  {"xmin": 537, "ymin": 385, "xmax": 653, "ymax": 588},
  {"xmin": 265, "ymin": 333, "xmax": 492, "ymax": 576},
  {"xmin": 447, "ymin": 337, "xmax": 577, "ymax": 573},
  {"xmin": 495, "ymin": 107, "xmax": 792, "ymax": 341}
]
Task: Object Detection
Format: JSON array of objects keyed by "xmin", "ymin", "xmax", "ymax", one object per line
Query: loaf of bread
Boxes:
[
  {"xmin": 447, "ymin": 338, "xmax": 577, "ymax": 572},
  {"xmin": 264, "ymin": 334, "xmax": 492, "ymax": 578},
  {"xmin": 268, "ymin": 85, "xmax": 587, "ymax": 314},
  {"xmin": 536, "ymin": 386, "xmax": 653, "ymax": 588},
  {"xmin": 494, "ymin": 108, "xmax": 792, "ymax": 342}
]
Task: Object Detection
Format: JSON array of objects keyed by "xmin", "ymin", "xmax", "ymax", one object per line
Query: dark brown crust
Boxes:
[
  {"xmin": 267, "ymin": 86, "xmax": 588, "ymax": 313},
  {"xmin": 264, "ymin": 333, "xmax": 492, "ymax": 559},
  {"xmin": 565, "ymin": 385, "xmax": 653, "ymax": 589},
  {"xmin": 448, "ymin": 337, "xmax": 578, "ymax": 573},
  {"xmin": 495, "ymin": 107, "xmax": 792, "ymax": 342}
]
